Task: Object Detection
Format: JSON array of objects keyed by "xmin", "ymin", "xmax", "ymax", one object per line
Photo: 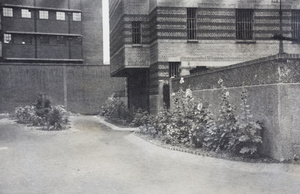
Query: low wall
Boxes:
[
  {"xmin": 0, "ymin": 64, "xmax": 125, "ymax": 114},
  {"xmin": 171, "ymin": 54, "xmax": 300, "ymax": 160}
]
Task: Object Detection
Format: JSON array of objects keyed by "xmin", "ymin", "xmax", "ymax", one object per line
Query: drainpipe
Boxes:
[
  {"xmin": 34, "ymin": 0, "xmax": 37, "ymax": 58},
  {"xmin": 279, "ymin": 0, "xmax": 284, "ymax": 54}
]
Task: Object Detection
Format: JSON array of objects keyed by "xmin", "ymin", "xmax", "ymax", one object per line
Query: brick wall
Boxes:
[{"xmin": 171, "ymin": 54, "xmax": 300, "ymax": 160}]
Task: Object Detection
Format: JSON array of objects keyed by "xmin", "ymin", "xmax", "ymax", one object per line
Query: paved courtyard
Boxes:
[{"xmin": 0, "ymin": 115, "xmax": 299, "ymax": 194}]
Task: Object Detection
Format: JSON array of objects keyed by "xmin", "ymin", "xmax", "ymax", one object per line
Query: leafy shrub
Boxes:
[
  {"xmin": 14, "ymin": 106, "xmax": 44, "ymax": 126},
  {"xmin": 192, "ymin": 103, "xmax": 218, "ymax": 149},
  {"xmin": 138, "ymin": 78, "xmax": 263, "ymax": 158},
  {"xmin": 199, "ymin": 79, "xmax": 262, "ymax": 156},
  {"xmin": 13, "ymin": 94, "xmax": 69, "ymax": 130},
  {"xmin": 46, "ymin": 105, "xmax": 69, "ymax": 130},
  {"xmin": 228, "ymin": 90, "xmax": 263, "ymax": 156},
  {"xmin": 129, "ymin": 109, "xmax": 150, "ymax": 127}
]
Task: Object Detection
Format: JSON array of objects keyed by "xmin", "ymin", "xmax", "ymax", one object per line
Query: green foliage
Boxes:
[
  {"xmin": 137, "ymin": 78, "xmax": 263, "ymax": 158},
  {"xmin": 100, "ymin": 93, "xmax": 133, "ymax": 125},
  {"xmin": 130, "ymin": 109, "xmax": 150, "ymax": 127},
  {"xmin": 14, "ymin": 106, "xmax": 44, "ymax": 126},
  {"xmin": 230, "ymin": 90, "xmax": 263, "ymax": 156},
  {"xmin": 14, "ymin": 94, "xmax": 69, "ymax": 130},
  {"xmin": 199, "ymin": 80, "xmax": 262, "ymax": 156}
]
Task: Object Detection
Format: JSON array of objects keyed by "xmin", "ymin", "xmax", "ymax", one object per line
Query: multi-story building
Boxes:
[
  {"xmin": 110, "ymin": 0, "xmax": 300, "ymax": 113},
  {"xmin": 0, "ymin": 0, "xmax": 125, "ymax": 114}
]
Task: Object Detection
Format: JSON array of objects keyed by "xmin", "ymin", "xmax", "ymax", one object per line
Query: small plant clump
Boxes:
[
  {"xmin": 13, "ymin": 94, "xmax": 69, "ymax": 130},
  {"xmin": 100, "ymin": 93, "xmax": 134, "ymax": 126}
]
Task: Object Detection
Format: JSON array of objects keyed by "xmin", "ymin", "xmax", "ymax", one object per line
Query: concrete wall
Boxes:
[
  {"xmin": 0, "ymin": 64, "xmax": 124, "ymax": 114},
  {"xmin": 171, "ymin": 54, "xmax": 300, "ymax": 160}
]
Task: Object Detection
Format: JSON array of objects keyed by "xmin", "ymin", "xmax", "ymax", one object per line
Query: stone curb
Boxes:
[
  {"xmin": 97, "ymin": 116, "xmax": 139, "ymax": 132},
  {"xmin": 136, "ymin": 135, "xmax": 212, "ymax": 157}
]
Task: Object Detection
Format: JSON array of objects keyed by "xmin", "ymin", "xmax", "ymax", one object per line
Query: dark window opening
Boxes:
[
  {"xmin": 163, "ymin": 84, "xmax": 170, "ymax": 109},
  {"xmin": 40, "ymin": 36, "xmax": 50, "ymax": 45},
  {"xmin": 236, "ymin": 9, "xmax": 254, "ymax": 40},
  {"xmin": 292, "ymin": 10, "xmax": 300, "ymax": 41},
  {"xmin": 132, "ymin": 21, "xmax": 142, "ymax": 44},
  {"xmin": 187, "ymin": 8, "xmax": 197, "ymax": 40},
  {"xmin": 73, "ymin": 37, "xmax": 82, "ymax": 45},
  {"xmin": 21, "ymin": 35, "xmax": 33, "ymax": 45},
  {"xmin": 169, "ymin": 62, "xmax": 180, "ymax": 78},
  {"xmin": 57, "ymin": 36, "xmax": 66, "ymax": 45}
]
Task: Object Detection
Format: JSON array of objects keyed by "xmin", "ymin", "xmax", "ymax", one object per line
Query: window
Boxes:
[
  {"xmin": 22, "ymin": 35, "xmax": 33, "ymax": 44},
  {"xmin": 187, "ymin": 8, "xmax": 197, "ymax": 40},
  {"xmin": 4, "ymin": 34, "xmax": 12, "ymax": 44},
  {"xmin": 40, "ymin": 36, "xmax": 50, "ymax": 45},
  {"xmin": 39, "ymin": 10, "xmax": 49, "ymax": 19},
  {"xmin": 56, "ymin": 11, "xmax": 65, "ymax": 20},
  {"xmin": 73, "ymin": 12, "xmax": 81, "ymax": 21},
  {"xmin": 3, "ymin": 7, "xmax": 13, "ymax": 17},
  {"xmin": 169, "ymin": 62, "xmax": 180, "ymax": 78},
  {"xmin": 132, "ymin": 22, "xmax": 142, "ymax": 44},
  {"xmin": 21, "ymin": 9, "xmax": 31, "ymax": 18},
  {"xmin": 57, "ymin": 36, "xmax": 66, "ymax": 45},
  {"xmin": 236, "ymin": 9, "xmax": 254, "ymax": 40},
  {"xmin": 73, "ymin": 37, "xmax": 82, "ymax": 45},
  {"xmin": 292, "ymin": 10, "xmax": 300, "ymax": 40}
]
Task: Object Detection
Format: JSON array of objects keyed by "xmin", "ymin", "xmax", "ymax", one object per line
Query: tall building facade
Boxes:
[
  {"xmin": 110, "ymin": 0, "xmax": 300, "ymax": 113},
  {"xmin": 0, "ymin": 0, "xmax": 125, "ymax": 114}
]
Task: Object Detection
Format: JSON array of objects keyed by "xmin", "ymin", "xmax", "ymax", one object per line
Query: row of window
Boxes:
[
  {"xmin": 3, "ymin": 34, "xmax": 82, "ymax": 45},
  {"xmin": 3, "ymin": 7, "xmax": 81, "ymax": 21},
  {"xmin": 131, "ymin": 9, "xmax": 300, "ymax": 44},
  {"xmin": 186, "ymin": 8, "xmax": 300, "ymax": 41}
]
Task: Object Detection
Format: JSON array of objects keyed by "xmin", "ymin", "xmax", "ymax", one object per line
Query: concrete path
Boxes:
[{"xmin": 0, "ymin": 115, "xmax": 299, "ymax": 194}]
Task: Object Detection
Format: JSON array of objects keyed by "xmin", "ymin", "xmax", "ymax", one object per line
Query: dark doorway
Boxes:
[
  {"xmin": 127, "ymin": 69, "xmax": 149, "ymax": 112},
  {"xmin": 163, "ymin": 84, "xmax": 170, "ymax": 109}
]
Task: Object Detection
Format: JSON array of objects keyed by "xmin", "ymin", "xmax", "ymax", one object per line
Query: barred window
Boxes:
[
  {"xmin": 292, "ymin": 10, "xmax": 300, "ymax": 40},
  {"xmin": 21, "ymin": 9, "xmax": 31, "ymax": 18},
  {"xmin": 169, "ymin": 62, "xmax": 180, "ymax": 78},
  {"xmin": 3, "ymin": 7, "xmax": 13, "ymax": 17},
  {"xmin": 187, "ymin": 8, "xmax": 197, "ymax": 40},
  {"xmin": 40, "ymin": 36, "xmax": 50, "ymax": 45},
  {"xmin": 57, "ymin": 36, "xmax": 66, "ymax": 45},
  {"xmin": 132, "ymin": 22, "xmax": 142, "ymax": 44},
  {"xmin": 236, "ymin": 9, "xmax": 254, "ymax": 40},
  {"xmin": 73, "ymin": 12, "xmax": 81, "ymax": 21},
  {"xmin": 22, "ymin": 35, "xmax": 33, "ymax": 44},
  {"xmin": 39, "ymin": 10, "xmax": 49, "ymax": 19},
  {"xmin": 56, "ymin": 11, "xmax": 65, "ymax": 20},
  {"xmin": 4, "ymin": 34, "xmax": 12, "ymax": 44}
]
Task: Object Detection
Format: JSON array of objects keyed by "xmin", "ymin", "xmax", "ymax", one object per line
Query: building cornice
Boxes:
[
  {"xmin": 2, "ymin": 4, "xmax": 81, "ymax": 12},
  {"xmin": 4, "ymin": 31, "xmax": 82, "ymax": 37}
]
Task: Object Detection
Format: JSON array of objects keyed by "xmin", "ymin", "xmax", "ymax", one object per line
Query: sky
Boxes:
[{"xmin": 102, "ymin": 0, "xmax": 110, "ymax": 64}]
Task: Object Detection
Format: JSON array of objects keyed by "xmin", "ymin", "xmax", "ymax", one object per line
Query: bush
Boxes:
[
  {"xmin": 100, "ymin": 93, "xmax": 134, "ymax": 126},
  {"xmin": 138, "ymin": 78, "xmax": 263, "ymax": 158},
  {"xmin": 14, "ymin": 106, "xmax": 44, "ymax": 126},
  {"xmin": 13, "ymin": 94, "xmax": 69, "ymax": 130},
  {"xmin": 129, "ymin": 108, "xmax": 150, "ymax": 127}
]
